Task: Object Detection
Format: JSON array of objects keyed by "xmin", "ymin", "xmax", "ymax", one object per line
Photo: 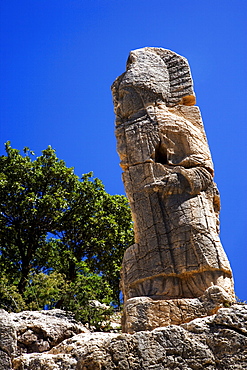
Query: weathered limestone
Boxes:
[
  {"xmin": 122, "ymin": 285, "xmax": 231, "ymax": 334},
  {"xmin": 111, "ymin": 47, "xmax": 235, "ymax": 331},
  {"xmin": 11, "ymin": 305, "xmax": 247, "ymax": 369},
  {"xmin": 0, "ymin": 309, "xmax": 89, "ymax": 370}
]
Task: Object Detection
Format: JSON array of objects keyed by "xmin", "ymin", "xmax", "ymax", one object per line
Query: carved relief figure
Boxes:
[{"xmin": 112, "ymin": 47, "xmax": 234, "ymax": 303}]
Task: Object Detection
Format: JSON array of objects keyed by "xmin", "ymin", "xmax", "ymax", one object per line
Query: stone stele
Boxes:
[{"xmin": 111, "ymin": 47, "xmax": 235, "ymax": 333}]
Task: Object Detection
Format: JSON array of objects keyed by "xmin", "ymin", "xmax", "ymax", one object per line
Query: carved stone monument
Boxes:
[{"xmin": 111, "ymin": 47, "xmax": 235, "ymax": 333}]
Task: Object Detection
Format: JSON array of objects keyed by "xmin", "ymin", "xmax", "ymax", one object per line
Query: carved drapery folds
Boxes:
[{"xmin": 111, "ymin": 48, "xmax": 235, "ymax": 326}]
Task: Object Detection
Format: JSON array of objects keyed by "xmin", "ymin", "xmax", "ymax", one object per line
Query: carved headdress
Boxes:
[{"xmin": 112, "ymin": 47, "xmax": 196, "ymax": 114}]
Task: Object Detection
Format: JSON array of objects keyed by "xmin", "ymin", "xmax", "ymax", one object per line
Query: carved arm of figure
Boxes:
[{"xmin": 145, "ymin": 166, "xmax": 213, "ymax": 196}]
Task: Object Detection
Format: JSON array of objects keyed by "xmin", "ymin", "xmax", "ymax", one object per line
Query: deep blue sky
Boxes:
[{"xmin": 0, "ymin": 0, "xmax": 246, "ymax": 300}]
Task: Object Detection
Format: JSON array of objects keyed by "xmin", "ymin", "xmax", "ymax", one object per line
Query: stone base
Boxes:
[{"xmin": 122, "ymin": 285, "xmax": 234, "ymax": 333}]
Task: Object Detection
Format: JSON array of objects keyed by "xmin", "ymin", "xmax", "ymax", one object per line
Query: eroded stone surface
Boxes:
[
  {"xmin": 122, "ymin": 285, "xmax": 232, "ymax": 333},
  {"xmin": 0, "ymin": 309, "xmax": 88, "ymax": 370},
  {"xmin": 12, "ymin": 305, "xmax": 247, "ymax": 370},
  {"xmin": 0, "ymin": 309, "xmax": 17, "ymax": 370},
  {"xmin": 111, "ymin": 48, "xmax": 235, "ymax": 328}
]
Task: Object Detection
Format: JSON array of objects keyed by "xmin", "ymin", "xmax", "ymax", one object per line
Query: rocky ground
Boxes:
[{"xmin": 1, "ymin": 304, "xmax": 247, "ymax": 369}]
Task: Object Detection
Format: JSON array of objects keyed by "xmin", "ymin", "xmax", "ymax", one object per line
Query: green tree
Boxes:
[
  {"xmin": 0, "ymin": 142, "xmax": 134, "ymax": 324},
  {"xmin": 51, "ymin": 177, "xmax": 133, "ymax": 306},
  {"xmin": 0, "ymin": 142, "xmax": 80, "ymax": 293}
]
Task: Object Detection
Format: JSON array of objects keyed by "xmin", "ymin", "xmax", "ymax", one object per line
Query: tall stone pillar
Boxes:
[{"xmin": 111, "ymin": 48, "xmax": 235, "ymax": 333}]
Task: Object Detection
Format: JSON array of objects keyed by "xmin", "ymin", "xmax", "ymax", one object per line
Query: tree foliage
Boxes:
[{"xmin": 0, "ymin": 142, "xmax": 134, "ymax": 329}]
